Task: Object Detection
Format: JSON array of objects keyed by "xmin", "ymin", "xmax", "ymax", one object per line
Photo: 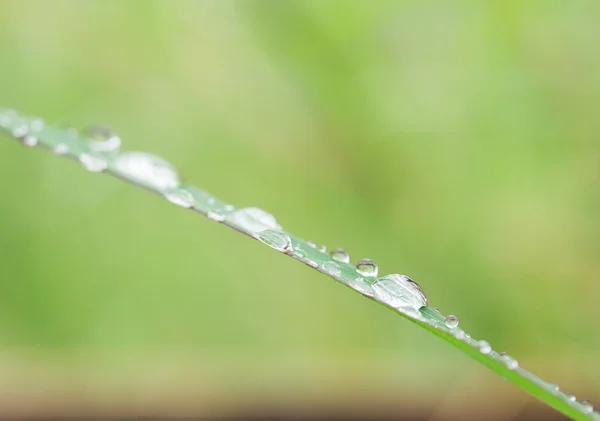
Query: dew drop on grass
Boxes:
[
  {"xmin": 114, "ymin": 152, "xmax": 179, "ymax": 190},
  {"xmin": 453, "ymin": 330, "xmax": 466, "ymax": 340},
  {"xmin": 477, "ymin": 340, "xmax": 492, "ymax": 354},
  {"xmin": 256, "ymin": 229, "xmax": 291, "ymax": 252},
  {"xmin": 207, "ymin": 205, "xmax": 234, "ymax": 222},
  {"xmin": 22, "ymin": 135, "xmax": 37, "ymax": 147},
  {"xmin": 580, "ymin": 400, "xmax": 593, "ymax": 414},
  {"xmin": 566, "ymin": 393, "xmax": 576, "ymax": 402},
  {"xmin": 52, "ymin": 143, "xmax": 69, "ymax": 155},
  {"xmin": 500, "ymin": 353, "xmax": 519, "ymax": 370},
  {"xmin": 356, "ymin": 258, "xmax": 378, "ymax": 277},
  {"xmin": 307, "ymin": 241, "xmax": 317, "ymax": 249},
  {"xmin": 349, "ymin": 277, "xmax": 375, "ymax": 296},
  {"xmin": 84, "ymin": 125, "xmax": 121, "ymax": 152},
  {"xmin": 164, "ymin": 188, "xmax": 195, "ymax": 208},
  {"xmin": 445, "ymin": 315, "xmax": 459, "ymax": 329},
  {"xmin": 321, "ymin": 261, "xmax": 341, "ymax": 277},
  {"xmin": 229, "ymin": 207, "xmax": 281, "ymax": 233},
  {"xmin": 372, "ymin": 274, "xmax": 428, "ymax": 311},
  {"xmin": 79, "ymin": 153, "xmax": 108, "ymax": 172},
  {"xmin": 330, "ymin": 248, "xmax": 350, "ymax": 263}
]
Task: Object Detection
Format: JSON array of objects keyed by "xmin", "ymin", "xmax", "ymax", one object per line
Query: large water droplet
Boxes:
[
  {"xmin": 330, "ymin": 248, "xmax": 350, "ymax": 264},
  {"xmin": 356, "ymin": 258, "xmax": 378, "ymax": 277},
  {"xmin": 164, "ymin": 188, "xmax": 195, "ymax": 208},
  {"xmin": 79, "ymin": 153, "xmax": 108, "ymax": 172},
  {"xmin": 229, "ymin": 207, "xmax": 281, "ymax": 233},
  {"xmin": 85, "ymin": 125, "xmax": 121, "ymax": 152},
  {"xmin": 321, "ymin": 261, "xmax": 341, "ymax": 277},
  {"xmin": 580, "ymin": 400, "xmax": 593, "ymax": 414},
  {"xmin": 114, "ymin": 152, "xmax": 179, "ymax": 191},
  {"xmin": 256, "ymin": 229, "xmax": 291, "ymax": 252},
  {"xmin": 477, "ymin": 340, "xmax": 492, "ymax": 354},
  {"xmin": 372, "ymin": 274, "xmax": 428, "ymax": 311},
  {"xmin": 445, "ymin": 315, "xmax": 459, "ymax": 329}
]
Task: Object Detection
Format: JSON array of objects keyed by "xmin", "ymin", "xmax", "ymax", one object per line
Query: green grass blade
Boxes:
[{"xmin": 1, "ymin": 109, "xmax": 598, "ymax": 421}]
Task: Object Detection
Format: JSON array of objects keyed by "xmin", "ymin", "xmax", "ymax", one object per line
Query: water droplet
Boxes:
[
  {"xmin": 84, "ymin": 125, "xmax": 121, "ymax": 152},
  {"xmin": 453, "ymin": 330, "xmax": 466, "ymax": 340},
  {"xmin": 22, "ymin": 135, "xmax": 37, "ymax": 147},
  {"xmin": 307, "ymin": 241, "xmax": 317, "ymax": 248},
  {"xmin": 52, "ymin": 143, "xmax": 69, "ymax": 155},
  {"xmin": 356, "ymin": 258, "xmax": 378, "ymax": 277},
  {"xmin": 330, "ymin": 248, "xmax": 350, "ymax": 263},
  {"xmin": 349, "ymin": 277, "xmax": 375, "ymax": 296},
  {"xmin": 164, "ymin": 188, "xmax": 195, "ymax": 208},
  {"xmin": 114, "ymin": 152, "xmax": 179, "ymax": 191},
  {"xmin": 445, "ymin": 315, "xmax": 459, "ymax": 329},
  {"xmin": 256, "ymin": 229, "xmax": 291, "ymax": 252},
  {"xmin": 500, "ymin": 353, "xmax": 519, "ymax": 370},
  {"xmin": 292, "ymin": 249, "xmax": 306, "ymax": 259},
  {"xmin": 465, "ymin": 334, "xmax": 471, "ymax": 339},
  {"xmin": 318, "ymin": 245, "xmax": 327, "ymax": 253},
  {"xmin": 79, "ymin": 153, "xmax": 108, "ymax": 172},
  {"xmin": 566, "ymin": 393, "xmax": 576, "ymax": 402},
  {"xmin": 321, "ymin": 261, "xmax": 341, "ymax": 277},
  {"xmin": 30, "ymin": 119, "xmax": 44, "ymax": 131},
  {"xmin": 12, "ymin": 124, "xmax": 28, "ymax": 138},
  {"xmin": 229, "ymin": 207, "xmax": 281, "ymax": 233},
  {"xmin": 580, "ymin": 400, "xmax": 593, "ymax": 414},
  {"xmin": 477, "ymin": 340, "xmax": 492, "ymax": 354},
  {"xmin": 549, "ymin": 383, "xmax": 560, "ymax": 392},
  {"xmin": 208, "ymin": 209, "xmax": 227, "ymax": 222},
  {"xmin": 372, "ymin": 274, "xmax": 428, "ymax": 311}
]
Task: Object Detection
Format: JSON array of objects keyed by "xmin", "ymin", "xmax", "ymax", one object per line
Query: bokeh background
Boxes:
[{"xmin": 0, "ymin": 1, "xmax": 599, "ymax": 420}]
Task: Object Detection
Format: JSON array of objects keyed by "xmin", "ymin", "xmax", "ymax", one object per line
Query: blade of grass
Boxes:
[{"xmin": 1, "ymin": 109, "xmax": 598, "ymax": 421}]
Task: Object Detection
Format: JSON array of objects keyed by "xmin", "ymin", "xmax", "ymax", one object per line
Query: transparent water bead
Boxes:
[
  {"xmin": 372, "ymin": 274, "xmax": 428, "ymax": 311},
  {"xmin": 22, "ymin": 135, "xmax": 37, "ymax": 147},
  {"xmin": 52, "ymin": 143, "xmax": 69, "ymax": 155},
  {"xmin": 321, "ymin": 261, "xmax": 341, "ymax": 277},
  {"xmin": 580, "ymin": 400, "xmax": 593, "ymax": 414},
  {"xmin": 256, "ymin": 229, "xmax": 291, "ymax": 252},
  {"xmin": 318, "ymin": 245, "xmax": 327, "ymax": 253},
  {"xmin": 477, "ymin": 340, "xmax": 492, "ymax": 354},
  {"xmin": 453, "ymin": 329, "xmax": 466, "ymax": 340},
  {"xmin": 307, "ymin": 241, "xmax": 317, "ymax": 248},
  {"xmin": 229, "ymin": 207, "xmax": 281, "ymax": 233},
  {"xmin": 349, "ymin": 277, "xmax": 375, "ymax": 297},
  {"xmin": 356, "ymin": 258, "xmax": 378, "ymax": 277},
  {"xmin": 85, "ymin": 125, "xmax": 122, "ymax": 152},
  {"xmin": 500, "ymin": 353, "xmax": 519, "ymax": 370},
  {"xmin": 445, "ymin": 315, "xmax": 459, "ymax": 329},
  {"xmin": 208, "ymin": 205, "xmax": 234, "ymax": 222},
  {"xmin": 114, "ymin": 152, "xmax": 179, "ymax": 191},
  {"xmin": 79, "ymin": 153, "xmax": 108, "ymax": 172},
  {"xmin": 164, "ymin": 188, "xmax": 195, "ymax": 208},
  {"xmin": 330, "ymin": 248, "xmax": 350, "ymax": 264},
  {"xmin": 566, "ymin": 393, "xmax": 576, "ymax": 402}
]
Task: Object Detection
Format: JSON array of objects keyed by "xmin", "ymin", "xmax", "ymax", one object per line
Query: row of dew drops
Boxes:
[{"xmin": 0, "ymin": 109, "xmax": 596, "ymax": 418}]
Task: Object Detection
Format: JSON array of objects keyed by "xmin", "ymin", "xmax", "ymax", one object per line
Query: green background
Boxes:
[{"xmin": 0, "ymin": 1, "xmax": 598, "ymax": 418}]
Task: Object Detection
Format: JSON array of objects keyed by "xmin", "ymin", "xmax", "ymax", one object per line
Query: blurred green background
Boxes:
[{"xmin": 0, "ymin": 1, "xmax": 599, "ymax": 419}]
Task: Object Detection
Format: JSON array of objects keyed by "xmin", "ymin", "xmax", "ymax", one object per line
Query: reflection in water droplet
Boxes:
[
  {"xmin": 52, "ymin": 143, "xmax": 69, "ymax": 155},
  {"xmin": 356, "ymin": 258, "xmax": 378, "ymax": 277},
  {"xmin": 256, "ymin": 229, "xmax": 291, "ymax": 252},
  {"xmin": 85, "ymin": 125, "xmax": 121, "ymax": 152},
  {"xmin": 330, "ymin": 248, "xmax": 350, "ymax": 264},
  {"xmin": 566, "ymin": 393, "xmax": 576, "ymax": 402},
  {"xmin": 22, "ymin": 135, "xmax": 37, "ymax": 147},
  {"xmin": 229, "ymin": 207, "xmax": 281, "ymax": 233},
  {"xmin": 114, "ymin": 152, "xmax": 179, "ymax": 190},
  {"xmin": 321, "ymin": 261, "xmax": 341, "ymax": 277},
  {"xmin": 12, "ymin": 125, "xmax": 28, "ymax": 138},
  {"xmin": 580, "ymin": 400, "xmax": 593, "ymax": 414},
  {"xmin": 445, "ymin": 315, "xmax": 459, "ymax": 329},
  {"xmin": 164, "ymin": 188, "xmax": 195, "ymax": 208},
  {"xmin": 478, "ymin": 340, "xmax": 492, "ymax": 354},
  {"xmin": 79, "ymin": 153, "xmax": 108, "ymax": 172},
  {"xmin": 372, "ymin": 274, "xmax": 427, "ymax": 311}
]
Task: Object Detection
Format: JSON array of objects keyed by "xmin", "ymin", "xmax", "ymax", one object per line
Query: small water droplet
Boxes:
[
  {"xmin": 549, "ymin": 383, "xmax": 560, "ymax": 392},
  {"xmin": 349, "ymin": 277, "xmax": 375, "ymax": 296},
  {"xmin": 307, "ymin": 241, "xmax": 317, "ymax": 248},
  {"xmin": 500, "ymin": 353, "xmax": 519, "ymax": 370},
  {"xmin": 79, "ymin": 153, "xmax": 108, "ymax": 172},
  {"xmin": 330, "ymin": 248, "xmax": 350, "ymax": 263},
  {"xmin": 229, "ymin": 207, "xmax": 281, "ymax": 233},
  {"xmin": 453, "ymin": 330, "xmax": 466, "ymax": 340},
  {"xmin": 444, "ymin": 315, "xmax": 459, "ymax": 329},
  {"xmin": 164, "ymin": 188, "xmax": 195, "ymax": 208},
  {"xmin": 292, "ymin": 249, "xmax": 306, "ymax": 259},
  {"xmin": 321, "ymin": 261, "xmax": 341, "ymax": 277},
  {"xmin": 465, "ymin": 333, "xmax": 471, "ymax": 339},
  {"xmin": 208, "ymin": 209, "xmax": 227, "ymax": 222},
  {"xmin": 356, "ymin": 258, "xmax": 378, "ymax": 277},
  {"xmin": 52, "ymin": 143, "xmax": 69, "ymax": 155},
  {"xmin": 372, "ymin": 274, "xmax": 428, "ymax": 311},
  {"xmin": 580, "ymin": 400, "xmax": 593, "ymax": 414},
  {"xmin": 256, "ymin": 229, "xmax": 291, "ymax": 252},
  {"xmin": 477, "ymin": 340, "xmax": 492, "ymax": 354},
  {"xmin": 22, "ymin": 135, "xmax": 37, "ymax": 147},
  {"xmin": 12, "ymin": 125, "xmax": 28, "ymax": 138},
  {"xmin": 566, "ymin": 393, "xmax": 576, "ymax": 402},
  {"xmin": 318, "ymin": 245, "xmax": 327, "ymax": 253},
  {"xmin": 114, "ymin": 152, "xmax": 179, "ymax": 191},
  {"xmin": 84, "ymin": 125, "xmax": 121, "ymax": 152}
]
